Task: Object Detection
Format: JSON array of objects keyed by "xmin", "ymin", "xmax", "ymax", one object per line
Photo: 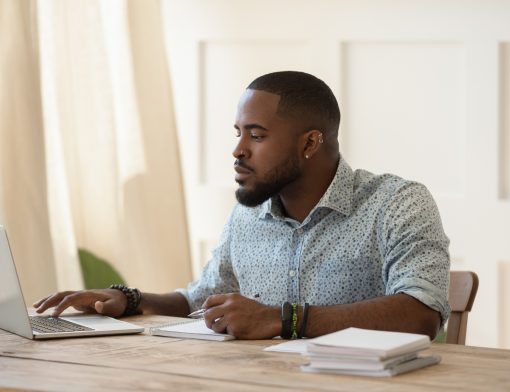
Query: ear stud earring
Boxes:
[
  {"xmin": 319, "ymin": 134, "xmax": 324, "ymax": 144},
  {"xmin": 305, "ymin": 155, "xmax": 309, "ymax": 159}
]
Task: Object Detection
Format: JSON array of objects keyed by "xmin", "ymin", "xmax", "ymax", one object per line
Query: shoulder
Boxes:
[
  {"xmin": 350, "ymin": 168, "xmax": 441, "ymax": 231},
  {"xmin": 353, "ymin": 168, "xmax": 415, "ymax": 194},
  {"xmin": 352, "ymin": 168, "xmax": 432, "ymax": 206}
]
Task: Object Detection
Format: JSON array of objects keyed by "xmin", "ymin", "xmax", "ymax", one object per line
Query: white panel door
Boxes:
[{"xmin": 163, "ymin": 0, "xmax": 510, "ymax": 348}]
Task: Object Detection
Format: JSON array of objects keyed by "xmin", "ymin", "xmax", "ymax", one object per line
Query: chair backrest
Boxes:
[{"xmin": 446, "ymin": 271, "xmax": 479, "ymax": 345}]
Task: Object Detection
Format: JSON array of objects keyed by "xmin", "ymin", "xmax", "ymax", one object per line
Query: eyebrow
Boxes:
[{"xmin": 234, "ymin": 123, "xmax": 269, "ymax": 131}]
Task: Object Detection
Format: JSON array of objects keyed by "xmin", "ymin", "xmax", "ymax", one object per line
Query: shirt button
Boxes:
[{"xmin": 289, "ymin": 270, "xmax": 296, "ymax": 277}]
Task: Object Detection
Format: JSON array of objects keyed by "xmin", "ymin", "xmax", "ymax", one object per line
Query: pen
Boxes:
[
  {"xmin": 187, "ymin": 294, "xmax": 260, "ymax": 319},
  {"xmin": 187, "ymin": 308, "xmax": 206, "ymax": 319}
]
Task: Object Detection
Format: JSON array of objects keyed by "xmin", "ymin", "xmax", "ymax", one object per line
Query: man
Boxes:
[{"xmin": 34, "ymin": 71, "xmax": 450, "ymax": 340}]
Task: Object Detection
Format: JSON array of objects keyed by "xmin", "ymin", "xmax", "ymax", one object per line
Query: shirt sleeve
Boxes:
[
  {"xmin": 381, "ymin": 182, "xmax": 451, "ymax": 327},
  {"xmin": 175, "ymin": 206, "xmax": 240, "ymax": 312}
]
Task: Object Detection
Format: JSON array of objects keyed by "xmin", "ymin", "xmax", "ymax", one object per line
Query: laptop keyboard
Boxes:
[{"xmin": 30, "ymin": 316, "xmax": 94, "ymax": 334}]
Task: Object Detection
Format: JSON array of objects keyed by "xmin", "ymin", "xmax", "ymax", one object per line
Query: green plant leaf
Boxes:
[
  {"xmin": 78, "ymin": 248, "xmax": 126, "ymax": 289},
  {"xmin": 434, "ymin": 327, "xmax": 446, "ymax": 343}
]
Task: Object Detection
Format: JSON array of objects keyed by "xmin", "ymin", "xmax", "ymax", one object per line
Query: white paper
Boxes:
[
  {"xmin": 308, "ymin": 327, "xmax": 430, "ymax": 358},
  {"xmin": 264, "ymin": 339, "xmax": 309, "ymax": 354}
]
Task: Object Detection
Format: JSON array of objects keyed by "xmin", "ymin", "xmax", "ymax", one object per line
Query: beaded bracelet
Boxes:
[
  {"xmin": 281, "ymin": 301, "xmax": 292, "ymax": 339},
  {"xmin": 291, "ymin": 303, "xmax": 298, "ymax": 340},
  {"xmin": 109, "ymin": 284, "xmax": 142, "ymax": 316},
  {"xmin": 298, "ymin": 303, "xmax": 309, "ymax": 339}
]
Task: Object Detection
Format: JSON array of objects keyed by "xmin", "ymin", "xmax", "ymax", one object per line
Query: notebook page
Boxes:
[
  {"xmin": 308, "ymin": 327, "xmax": 430, "ymax": 357},
  {"xmin": 151, "ymin": 319, "xmax": 233, "ymax": 338},
  {"xmin": 157, "ymin": 319, "xmax": 214, "ymax": 333}
]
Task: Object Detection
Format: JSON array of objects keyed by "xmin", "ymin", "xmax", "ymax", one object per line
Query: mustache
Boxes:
[{"xmin": 234, "ymin": 159, "xmax": 254, "ymax": 172}]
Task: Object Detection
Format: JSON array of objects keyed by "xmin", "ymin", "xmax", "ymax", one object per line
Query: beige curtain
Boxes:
[
  {"xmin": 0, "ymin": 0, "xmax": 58, "ymax": 302},
  {"xmin": 0, "ymin": 0, "xmax": 191, "ymax": 304}
]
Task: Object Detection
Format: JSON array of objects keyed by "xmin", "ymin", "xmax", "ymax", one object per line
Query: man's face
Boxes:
[{"xmin": 233, "ymin": 89, "xmax": 302, "ymax": 207}]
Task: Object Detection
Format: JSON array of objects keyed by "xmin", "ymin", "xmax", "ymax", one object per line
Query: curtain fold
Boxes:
[
  {"xmin": 0, "ymin": 0, "xmax": 58, "ymax": 302},
  {"xmin": 122, "ymin": 0, "xmax": 192, "ymax": 291},
  {"xmin": 0, "ymin": 0, "xmax": 192, "ymax": 302}
]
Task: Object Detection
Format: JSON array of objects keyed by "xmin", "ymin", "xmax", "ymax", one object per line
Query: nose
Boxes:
[{"xmin": 232, "ymin": 135, "xmax": 249, "ymax": 159}]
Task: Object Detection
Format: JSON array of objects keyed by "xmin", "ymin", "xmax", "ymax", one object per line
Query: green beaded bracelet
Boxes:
[{"xmin": 291, "ymin": 303, "xmax": 298, "ymax": 340}]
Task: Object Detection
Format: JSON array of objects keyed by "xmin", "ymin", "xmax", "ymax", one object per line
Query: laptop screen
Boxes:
[{"xmin": 0, "ymin": 226, "xmax": 34, "ymax": 338}]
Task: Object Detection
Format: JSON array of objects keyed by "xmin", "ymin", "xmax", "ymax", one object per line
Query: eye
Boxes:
[{"xmin": 250, "ymin": 133, "xmax": 264, "ymax": 141}]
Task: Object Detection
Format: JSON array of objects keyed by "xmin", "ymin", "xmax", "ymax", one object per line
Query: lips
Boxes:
[{"xmin": 234, "ymin": 164, "xmax": 253, "ymax": 182}]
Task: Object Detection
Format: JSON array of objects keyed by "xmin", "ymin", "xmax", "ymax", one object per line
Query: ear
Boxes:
[{"xmin": 302, "ymin": 130, "xmax": 324, "ymax": 160}]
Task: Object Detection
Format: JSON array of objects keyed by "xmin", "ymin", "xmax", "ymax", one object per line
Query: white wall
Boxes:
[{"xmin": 163, "ymin": 0, "xmax": 510, "ymax": 348}]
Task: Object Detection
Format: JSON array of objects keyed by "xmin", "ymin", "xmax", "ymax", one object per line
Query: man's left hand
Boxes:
[{"xmin": 202, "ymin": 293, "xmax": 280, "ymax": 339}]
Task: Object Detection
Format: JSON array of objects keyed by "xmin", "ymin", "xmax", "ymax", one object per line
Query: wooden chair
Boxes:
[{"xmin": 446, "ymin": 271, "xmax": 479, "ymax": 345}]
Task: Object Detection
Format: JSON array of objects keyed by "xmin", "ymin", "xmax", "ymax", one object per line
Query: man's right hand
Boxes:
[{"xmin": 33, "ymin": 289, "xmax": 128, "ymax": 318}]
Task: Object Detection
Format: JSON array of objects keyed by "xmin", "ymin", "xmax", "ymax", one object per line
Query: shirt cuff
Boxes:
[{"xmin": 387, "ymin": 277, "xmax": 451, "ymax": 328}]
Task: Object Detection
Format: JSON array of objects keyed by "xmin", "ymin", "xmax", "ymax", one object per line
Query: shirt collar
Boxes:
[
  {"xmin": 315, "ymin": 157, "xmax": 353, "ymax": 216},
  {"xmin": 258, "ymin": 158, "xmax": 353, "ymax": 220},
  {"xmin": 258, "ymin": 195, "xmax": 282, "ymax": 219}
]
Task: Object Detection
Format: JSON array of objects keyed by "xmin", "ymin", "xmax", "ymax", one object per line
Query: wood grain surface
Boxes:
[{"xmin": 1, "ymin": 314, "xmax": 509, "ymax": 391}]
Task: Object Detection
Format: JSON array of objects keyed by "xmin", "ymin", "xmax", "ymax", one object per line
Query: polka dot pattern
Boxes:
[{"xmin": 178, "ymin": 158, "xmax": 451, "ymax": 325}]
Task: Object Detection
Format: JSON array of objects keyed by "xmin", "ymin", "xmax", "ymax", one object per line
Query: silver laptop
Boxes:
[{"xmin": 0, "ymin": 226, "xmax": 144, "ymax": 339}]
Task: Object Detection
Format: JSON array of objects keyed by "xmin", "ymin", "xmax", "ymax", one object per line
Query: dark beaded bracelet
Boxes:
[
  {"xmin": 298, "ymin": 303, "xmax": 309, "ymax": 339},
  {"xmin": 281, "ymin": 301, "xmax": 292, "ymax": 339},
  {"xmin": 109, "ymin": 284, "xmax": 142, "ymax": 316}
]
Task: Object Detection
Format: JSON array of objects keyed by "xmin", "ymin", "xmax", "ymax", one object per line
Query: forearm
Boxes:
[
  {"xmin": 138, "ymin": 291, "xmax": 190, "ymax": 317},
  {"xmin": 302, "ymin": 294, "xmax": 441, "ymax": 340}
]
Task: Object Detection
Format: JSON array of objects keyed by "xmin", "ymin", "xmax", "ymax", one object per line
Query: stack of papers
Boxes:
[{"xmin": 301, "ymin": 327, "xmax": 440, "ymax": 377}]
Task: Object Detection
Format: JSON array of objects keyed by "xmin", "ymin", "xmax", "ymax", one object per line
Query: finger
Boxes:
[
  {"xmin": 202, "ymin": 294, "xmax": 228, "ymax": 309},
  {"xmin": 210, "ymin": 316, "xmax": 228, "ymax": 334},
  {"xmin": 73, "ymin": 305, "xmax": 92, "ymax": 312},
  {"xmin": 94, "ymin": 298, "xmax": 124, "ymax": 317},
  {"xmin": 35, "ymin": 291, "xmax": 74, "ymax": 314},
  {"xmin": 203, "ymin": 306, "xmax": 225, "ymax": 329},
  {"xmin": 33, "ymin": 295, "xmax": 51, "ymax": 308},
  {"xmin": 51, "ymin": 293, "xmax": 89, "ymax": 317}
]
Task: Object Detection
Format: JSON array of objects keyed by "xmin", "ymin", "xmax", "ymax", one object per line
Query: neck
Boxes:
[{"xmin": 279, "ymin": 156, "xmax": 339, "ymax": 223}]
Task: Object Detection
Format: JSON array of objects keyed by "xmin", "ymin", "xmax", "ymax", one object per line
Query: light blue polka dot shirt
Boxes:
[{"xmin": 178, "ymin": 158, "xmax": 451, "ymax": 324}]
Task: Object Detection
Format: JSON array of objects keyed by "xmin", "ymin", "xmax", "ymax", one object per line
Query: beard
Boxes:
[{"xmin": 235, "ymin": 155, "xmax": 301, "ymax": 207}]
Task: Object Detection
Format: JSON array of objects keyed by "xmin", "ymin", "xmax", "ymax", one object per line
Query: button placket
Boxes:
[{"xmin": 288, "ymin": 226, "xmax": 305, "ymax": 302}]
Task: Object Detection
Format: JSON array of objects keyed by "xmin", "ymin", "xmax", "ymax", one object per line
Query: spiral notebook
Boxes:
[{"xmin": 149, "ymin": 319, "xmax": 235, "ymax": 341}]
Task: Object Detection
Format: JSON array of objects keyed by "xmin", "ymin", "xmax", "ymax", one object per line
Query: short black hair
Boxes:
[{"xmin": 247, "ymin": 71, "xmax": 340, "ymax": 137}]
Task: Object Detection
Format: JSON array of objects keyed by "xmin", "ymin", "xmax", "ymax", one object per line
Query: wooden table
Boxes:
[{"xmin": 1, "ymin": 314, "xmax": 509, "ymax": 391}]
